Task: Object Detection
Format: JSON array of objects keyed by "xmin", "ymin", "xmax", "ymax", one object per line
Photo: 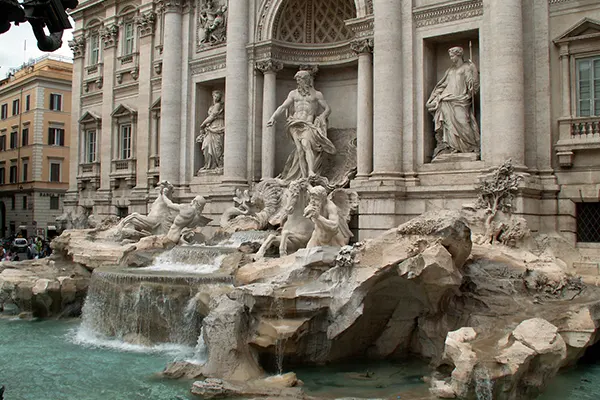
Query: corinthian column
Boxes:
[
  {"xmin": 222, "ymin": 0, "xmax": 249, "ymax": 183},
  {"xmin": 351, "ymin": 39, "xmax": 374, "ymax": 178},
  {"xmin": 256, "ymin": 60, "xmax": 283, "ymax": 179},
  {"xmin": 159, "ymin": 0, "xmax": 183, "ymax": 185},
  {"xmin": 371, "ymin": 0, "xmax": 403, "ymax": 178},
  {"xmin": 68, "ymin": 35, "xmax": 85, "ymax": 194},
  {"xmin": 482, "ymin": 0, "xmax": 525, "ymax": 166}
]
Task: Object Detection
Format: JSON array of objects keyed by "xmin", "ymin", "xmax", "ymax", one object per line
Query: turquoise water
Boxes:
[
  {"xmin": 538, "ymin": 363, "xmax": 600, "ymax": 400},
  {"xmin": 0, "ymin": 319, "xmax": 194, "ymax": 400}
]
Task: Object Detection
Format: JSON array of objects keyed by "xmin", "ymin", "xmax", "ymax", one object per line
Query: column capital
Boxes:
[
  {"xmin": 255, "ymin": 59, "xmax": 283, "ymax": 74},
  {"xmin": 155, "ymin": 0, "xmax": 188, "ymax": 14},
  {"xmin": 100, "ymin": 24, "xmax": 119, "ymax": 49},
  {"xmin": 68, "ymin": 36, "xmax": 86, "ymax": 59},
  {"xmin": 136, "ymin": 11, "xmax": 157, "ymax": 37},
  {"xmin": 558, "ymin": 42, "xmax": 570, "ymax": 58},
  {"xmin": 351, "ymin": 38, "xmax": 374, "ymax": 55}
]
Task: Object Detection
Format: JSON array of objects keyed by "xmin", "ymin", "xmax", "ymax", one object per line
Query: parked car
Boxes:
[{"xmin": 12, "ymin": 238, "xmax": 28, "ymax": 253}]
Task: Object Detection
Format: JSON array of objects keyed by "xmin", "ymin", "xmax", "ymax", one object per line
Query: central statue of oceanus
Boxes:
[{"xmin": 267, "ymin": 70, "xmax": 336, "ymax": 180}]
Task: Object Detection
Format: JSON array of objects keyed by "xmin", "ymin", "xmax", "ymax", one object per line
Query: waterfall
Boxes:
[
  {"xmin": 474, "ymin": 366, "xmax": 494, "ymax": 400},
  {"xmin": 142, "ymin": 246, "xmax": 236, "ymax": 274},
  {"xmin": 217, "ymin": 230, "xmax": 273, "ymax": 247},
  {"xmin": 77, "ymin": 269, "xmax": 232, "ymax": 347},
  {"xmin": 274, "ymin": 296, "xmax": 286, "ymax": 376}
]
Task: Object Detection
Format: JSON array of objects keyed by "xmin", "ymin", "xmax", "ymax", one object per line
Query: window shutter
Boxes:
[
  {"xmin": 48, "ymin": 128, "xmax": 54, "ymax": 145},
  {"xmin": 58, "ymin": 95, "xmax": 62, "ymax": 111},
  {"xmin": 59, "ymin": 129, "xmax": 65, "ymax": 146},
  {"xmin": 49, "ymin": 95, "xmax": 53, "ymax": 110}
]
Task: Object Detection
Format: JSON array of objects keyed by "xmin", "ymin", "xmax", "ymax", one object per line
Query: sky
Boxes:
[{"xmin": 0, "ymin": 21, "xmax": 74, "ymax": 79}]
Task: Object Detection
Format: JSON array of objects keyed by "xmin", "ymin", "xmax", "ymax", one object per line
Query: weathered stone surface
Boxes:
[
  {"xmin": 201, "ymin": 295, "xmax": 264, "ymax": 381},
  {"xmin": 191, "ymin": 374, "xmax": 303, "ymax": 399},
  {"xmin": 0, "ymin": 258, "xmax": 91, "ymax": 317}
]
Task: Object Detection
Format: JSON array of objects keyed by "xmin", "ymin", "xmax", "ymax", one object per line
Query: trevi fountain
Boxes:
[{"xmin": 3, "ymin": 2, "xmax": 600, "ymax": 397}]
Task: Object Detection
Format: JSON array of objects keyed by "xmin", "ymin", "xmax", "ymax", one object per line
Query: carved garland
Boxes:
[{"xmin": 413, "ymin": 0, "xmax": 483, "ymax": 28}]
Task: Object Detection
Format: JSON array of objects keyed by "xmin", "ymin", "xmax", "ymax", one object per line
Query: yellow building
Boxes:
[{"xmin": 0, "ymin": 55, "xmax": 72, "ymax": 239}]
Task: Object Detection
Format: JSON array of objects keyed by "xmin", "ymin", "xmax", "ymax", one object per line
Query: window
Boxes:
[
  {"xmin": 12, "ymin": 99, "xmax": 19, "ymax": 116},
  {"xmin": 9, "ymin": 165, "xmax": 17, "ymax": 183},
  {"xmin": 0, "ymin": 104, "xmax": 7, "ymax": 119},
  {"xmin": 90, "ymin": 34, "xmax": 100, "ymax": 65},
  {"xmin": 50, "ymin": 196, "xmax": 60, "ymax": 210},
  {"xmin": 119, "ymin": 124, "xmax": 132, "ymax": 159},
  {"xmin": 0, "ymin": 135, "xmax": 5, "ymax": 151},
  {"xmin": 123, "ymin": 22, "xmax": 135, "ymax": 55},
  {"xmin": 577, "ymin": 202, "xmax": 600, "ymax": 243},
  {"xmin": 22, "ymin": 160, "xmax": 28, "ymax": 181},
  {"xmin": 0, "ymin": 167, "xmax": 4, "ymax": 184},
  {"xmin": 22, "ymin": 128, "xmax": 28, "ymax": 146},
  {"xmin": 10, "ymin": 196, "xmax": 15, "ymax": 210},
  {"xmin": 85, "ymin": 129, "xmax": 97, "ymax": 163},
  {"xmin": 48, "ymin": 127, "xmax": 65, "ymax": 146},
  {"xmin": 576, "ymin": 56, "xmax": 600, "ymax": 117},
  {"xmin": 49, "ymin": 162, "xmax": 61, "ymax": 182},
  {"xmin": 49, "ymin": 93, "xmax": 62, "ymax": 111},
  {"xmin": 9, "ymin": 131, "xmax": 17, "ymax": 149},
  {"xmin": 25, "ymin": 95, "xmax": 30, "ymax": 111},
  {"xmin": 22, "ymin": 196, "xmax": 27, "ymax": 210},
  {"xmin": 117, "ymin": 207, "xmax": 128, "ymax": 218}
]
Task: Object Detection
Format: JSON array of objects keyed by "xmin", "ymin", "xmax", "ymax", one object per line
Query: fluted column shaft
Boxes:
[
  {"xmin": 223, "ymin": 0, "xmax": 249, "ymax": 183},
  {"xmin": 371, "ymin": 0, "xmax": 402, "ymax": 178},
  {"xmin": 482, "ymin": 0, "xmax": 525, "ymax": 166},
  {"xmin": 352, "ymin": 39, "xmax": 374, "ymax": 178},
  {"xmin": 256, "ymin": 60, "xmax": 283, "ymax": 179},
  {"xmin": 159, "ymin": 4, "xmax": 183, "ymax": 184}
]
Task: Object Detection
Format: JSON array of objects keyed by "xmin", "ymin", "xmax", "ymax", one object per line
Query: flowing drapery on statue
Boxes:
[
  {"xmin": 426, "ymin": 46, "xmax": 480, "ymax": 160},
  {"xmin": 196, "ymin": 90, "xmax": 225, "ymax": 172},
  {"xmin": 267, "ymin": 69, "xmax": 336, "ymax": 180},
  {"xmin": 280, "ymin": 118, "xmax": 336, "ymax": 181}
]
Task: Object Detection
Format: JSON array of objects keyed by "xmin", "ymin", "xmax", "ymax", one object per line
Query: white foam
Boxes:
[
  {"xmin": 69, "ymin": 326, "xmax": 196, "ymax": 358},
  {"xmin": 141, "ymin": 254, "xmax": 226, "ymax": 274}
]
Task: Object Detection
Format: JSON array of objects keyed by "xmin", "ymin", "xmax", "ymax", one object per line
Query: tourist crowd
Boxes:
[{"xmin": 0, "ymin": 236, "xmax": 52, "ymax": 262}]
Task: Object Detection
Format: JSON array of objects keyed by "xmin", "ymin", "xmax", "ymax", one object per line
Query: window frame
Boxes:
[
  {"xmin": 9, "ymin": 165, "xmax": 17, "ymax": 184},
  {"xmin": 25, "ymin": 94, "xmax": 30, "ymax": 112},
  {"xmin": 9, "ymin": 131, "xmax": 17, "ymax": 149},
  {"xmin": 0, "ymin": 167, "xmax": 5, "ymax": 184},
  {"xmin": 50, "ymin": 196, "xmax": 60, "ymax": 210},
  {"xmin": 48, "ymin": 127, "xmax": 65, "ymax": 146},
  {"xmin": 89, "ymin": 33, "xmax": 100, "ymax": 65},
  {"xmin": 21, "ymin": 128, "xmax": 29, "ymax": 146},
  {"xmin": 0, "ymin": 104, "xmax": 7, "ymax": 120},
  {"xmin": 49, "ymin": 160, "xmax": 62, "ymax": 182},
  {"xmin": 49, "ymin": 93, "xmax": 62, "ymax": 111},
  {"xmin": 21, "ymin": 159, "xmax": 28, "ymax": 182},
  {"xmin": 575, "ymin": 55, "xmax": 600, "ymax": 117},
  {"xmin": 85, "ymin": 129, "xmax": 97, "ymax": 163},
  {"xmin": 123, "ymin": 22, "xmax": 135, "ymax": 56},
  {"xmin": 119, "ymin": 123, "xmax": 132, "ymax": 160},
  {"xmin": 12, "ymin": 99, "xmax": 19, "ymax": 116}
]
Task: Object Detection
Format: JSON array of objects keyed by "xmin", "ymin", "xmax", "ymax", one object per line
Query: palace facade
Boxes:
[
  {"xmin": 67, "ymin": 0, "xmax": 600, "ymax": 247},
  {"xmin": 0, "ymin": 55, "xmax": 72, "ymax": 239}
]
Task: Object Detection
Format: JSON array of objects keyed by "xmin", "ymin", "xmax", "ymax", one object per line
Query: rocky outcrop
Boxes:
[
  {"xmin": 0, "ymin": 258, "xmax": 91, "ymax": 317},
  {"xmin": 191, "ymin": 373, "xmax": 304, "ymax": 399}
]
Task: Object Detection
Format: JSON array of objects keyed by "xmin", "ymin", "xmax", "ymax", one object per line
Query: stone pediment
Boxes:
[
  {"xmin": 554, "ymin": 18, "xmax": 600, "ymax": 44},
  {"xmin": 111, "ymin": 103, "xmax": 137, "ymax": 118},
  {"xmin": 79, "ymin": 111, "xmax": 102, "ymax": 125}
]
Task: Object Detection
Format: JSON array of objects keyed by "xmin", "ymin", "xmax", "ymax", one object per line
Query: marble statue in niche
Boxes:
[
  {"xmin": 267, "ymin": 69, "xmax": 336, "ymax": 180},
  {"xmin": 198, "ymin": 0, "xmax": 227, "ymax": 46},
  {"xmin": 426, "ymin": 46, "xmax": 480, "ymax": 161},
  {"xmin": 196, "ymin": 90, "xmax": 225, "ymax": 173}
]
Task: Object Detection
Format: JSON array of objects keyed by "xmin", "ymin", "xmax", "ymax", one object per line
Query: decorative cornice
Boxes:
[
  {"xmin": 350, "ymin": 38, "xmax": 373, "ymax": 55},
  {"xmin": 100, "ymin": 24, "xmax": 119, "ymax": 49},
  {"xmin": 413, "ymin": 0, "xmax": 483, "ymax": 28},
  {"xmin": 255, "ymin": 59, "xmax": 283, "ymax": 74},
  {"xmin": 346, "ymin": 16, "xmax": 374, "ymax": 40},
  {"xmin": 136, "ymin": 11, "xmax": 156, "ymax": 37},
  {"xmin": 156, "ymin": 0, "xmax": 186, "ymax": 14},
  {"xmin": 253, "ymin": 41, "xmax": 356, "ymax": 66},
  {"xmin": 190, "ymin": 54, "xmax": 226, "ymax": 75},
  {"xmin": 68, "ymin": 36, "xmax": 86, "ymax": 59}
]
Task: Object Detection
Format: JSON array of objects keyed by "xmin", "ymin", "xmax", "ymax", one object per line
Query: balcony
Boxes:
[
  {"xmin": 556, "ymin": 116, "xmax": 600, "ymax": 167},
  {"xmin": 77, "ymin": 162, "xmax": 101, "ymax": 191}
]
